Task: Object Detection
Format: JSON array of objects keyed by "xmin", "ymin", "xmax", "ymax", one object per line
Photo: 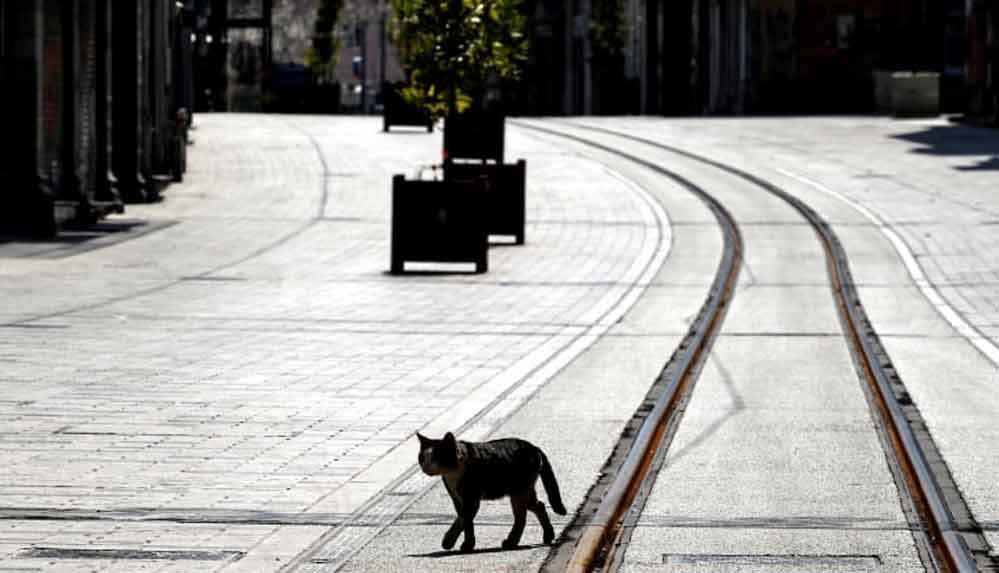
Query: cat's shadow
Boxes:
[{"xmin": 407, "ymin": 544, "xmax": 547, "ymax": 558}]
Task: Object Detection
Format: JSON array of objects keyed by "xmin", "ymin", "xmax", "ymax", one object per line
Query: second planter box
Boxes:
[
  {"xmin": 443, "ymin": 159, "xmax": 526, "ymax": 245},
  {"xmin": 443, "ymin": 112, "xmax": 526, "ymax": 245}
]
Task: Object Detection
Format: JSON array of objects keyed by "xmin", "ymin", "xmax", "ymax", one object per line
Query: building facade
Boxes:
[
  {"xmin": 544, "ymin": 0, "xmax": 973, "ymax": 116},
  {"xmin": 968, "ymin": 0, "xmax": 999, "ymax": 124},
  {"xmin": 1, "ymin": 0, "xmax": 192, "ymax": 237}
]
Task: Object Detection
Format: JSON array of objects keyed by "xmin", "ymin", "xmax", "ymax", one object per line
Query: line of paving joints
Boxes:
[{"xmin": 0, "ymin": 507, "xmax": 924, "ymax": 532}]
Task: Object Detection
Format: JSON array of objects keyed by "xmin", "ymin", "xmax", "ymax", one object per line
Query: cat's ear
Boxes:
[
  {"xmin": 416, "ymin": 432, "xmax": 431, "ymax": 448},
  {"xmin": 439, "ymin": 432, "xmax": 459, "ymax": 466}
]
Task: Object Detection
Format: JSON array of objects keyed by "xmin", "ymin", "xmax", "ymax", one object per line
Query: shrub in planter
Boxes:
[
  {"xmin": 385, "ymin": 0, "xmax": 528, "ymax": 273},
  {"xmin": 389, "ymin": 0, "xmax": 526, "ymax": 123},
  {"xmin": 390, "ymin": 174, "xmax": 489, "ymax": 274}
]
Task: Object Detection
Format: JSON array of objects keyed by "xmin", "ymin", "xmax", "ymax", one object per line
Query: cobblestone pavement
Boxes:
[
  {"xmin": 2, "ymin": 115, "xmax": 997, "ymax": 572},
  {"xmin": 571, "ymin": 116, "xmax": 999, "ymax": 364},
  {"xmin": 0, "ymin": 115, "xmax": 668, "ymax": 571}
]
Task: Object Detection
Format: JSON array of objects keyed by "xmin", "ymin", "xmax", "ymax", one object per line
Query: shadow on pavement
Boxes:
[
  {"xmin": 381, "ymin": 128, "xmax": 436, "ymax": 135},
  {"xmin": 956, "ymin": 156, "xmax": 999, "ymax": 171},
  {"xmin": 0, "ymin": 219, "xmax": 175, "ymax": 259},
  {"xmin": 407, "ymin": 543, "xmax": 545, "ymax": 558},
  {"xmin": 892, "ymin": 122, "xmax": 999, "ymax": 171},
  {"xmin": 382, "ymin": 269, "xmax": 483, "ymax": 277}
]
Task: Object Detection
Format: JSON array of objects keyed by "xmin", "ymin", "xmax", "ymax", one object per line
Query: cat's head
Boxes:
[{"xmin": 416, "ymin": 432, "xmax": 461, "ymax": 476}]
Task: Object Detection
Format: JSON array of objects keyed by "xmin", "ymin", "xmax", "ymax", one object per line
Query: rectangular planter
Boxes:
[
  {"xmin": 444, "ymin": 111, "xmax": 505, "ymax": 163},
  {"xmin": 390, "ymin": 175, "xmax": 489, "ymax": 273},
  {"xmin": 891, "ymin": 72, "xmax": 940, "ymax": 117},
  {"xmin": 444, "ymin": 159, "xmax": 526, "ymax": 244},
  {"xmin": 382, "ymin": 82, "xmax": 433, "ymax": 132},
  {"xmin": 873, "ymin": 70, "xmax": 893, "ymax": 113}
]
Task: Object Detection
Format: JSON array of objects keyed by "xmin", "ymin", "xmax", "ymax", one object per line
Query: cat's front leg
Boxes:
[
  {"xmin": 442, "ymin": 517, "xmax": 463, "ymax": 550},
  {"xmin": 459, "ymin": 498, "xmax": 480, "ymax": 552}
]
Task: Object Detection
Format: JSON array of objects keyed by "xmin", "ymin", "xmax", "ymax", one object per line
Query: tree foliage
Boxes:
[
  {"xmin": 306, "ymin": 0, "xmax": 344, "ymax": 82},
  {"xmin": 390, "ymin": 0, "xmax": 527, "ymax": 120},
  {"xmin": 590, "ymin": 0, "xmax": 625, "ymax": 69}
]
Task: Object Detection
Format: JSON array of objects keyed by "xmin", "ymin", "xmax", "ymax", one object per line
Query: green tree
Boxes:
[
  {"xmin": 306, "ymin": 0, "xmax": 345, "ymax": 83},
  {"xmin": 390, "ymin": 0, "xmax": 527, "ymax": 120}
]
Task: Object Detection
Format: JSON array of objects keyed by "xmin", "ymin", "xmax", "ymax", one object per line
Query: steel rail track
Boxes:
[
  {"xmin": 531, "ymin": 120, "xmax": 988, "ymax": 573},
  {"xmin": 513, "ymin": 121, "xmax": 744, "ymax": 573}
]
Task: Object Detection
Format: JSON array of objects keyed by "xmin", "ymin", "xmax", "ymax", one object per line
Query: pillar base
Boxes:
[{"xmin": 0, "ymin": 192, "xmax": 57, "ymax": 239}]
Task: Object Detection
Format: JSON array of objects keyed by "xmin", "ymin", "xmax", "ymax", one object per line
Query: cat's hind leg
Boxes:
[
  {"xmin": 442, "ymin": 517, "xmax": 463, "ymax": 550},
  {"xmin": 502, "ymin": 494, "xmax": 528, "ymax": 549},
  {"xmin": 527, "ymin": 489, "xmax": 557, "ymax": 544}
]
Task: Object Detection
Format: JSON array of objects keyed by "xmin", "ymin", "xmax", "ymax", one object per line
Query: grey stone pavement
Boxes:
[
  {"xmin": 561, "ymin": 117, "xmax": 999, "ymax": 571},
  {"xmin": 0, "ymin": 115, "xmax": 670, "ymax": 571},
  {"xmin": 569, "ymin": 116, "xmax": 999, "ymax": 360},
  {"xmin": 0, "ymin": 114, "xmax": 997, "ymax": 571}
]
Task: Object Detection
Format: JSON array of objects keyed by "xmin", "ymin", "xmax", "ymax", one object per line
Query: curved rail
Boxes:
[
  {"xmin": 550, "ymin": 120, "xmax": 984, "ymax": 573},
  {"xmin": 512, "ymin": 121, "xmax": 744, "ymax": 572}
]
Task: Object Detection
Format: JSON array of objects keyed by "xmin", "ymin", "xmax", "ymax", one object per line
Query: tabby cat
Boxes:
[{"xmin": 416, "ymin": 432, "xmax": 567, "ymax": 552}]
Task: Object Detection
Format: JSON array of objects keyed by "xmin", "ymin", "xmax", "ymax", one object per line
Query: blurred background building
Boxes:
[
  {"xmin": 2, "ymin": 0, "xmax": 997, "ymax": 236},
  {"xmin": 157, "ymin": 0, "xmax": 999, "ymax": 118},
  {"xmin": 190, "ymin": 0, "xmax": 404, "ymax": 113}
]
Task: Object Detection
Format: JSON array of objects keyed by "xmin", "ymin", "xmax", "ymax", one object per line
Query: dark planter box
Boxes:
[
  {"xmin": 390, "ymin": 175, "xmax": 489, "ymax": 274},
  {"xmin": 307, "ymin": 83, "xmax": 342, "ymax": 114},
  {"xmin": 383, "ymin": 82, "xmax": 433, "ymax": 132},
  {"xmin": 443, "ymin": 159, "xmax": 526, "ymax": 244},
  {"xmin": 444, "ymin": 111, "xmax": 505, "ymax": 163}
]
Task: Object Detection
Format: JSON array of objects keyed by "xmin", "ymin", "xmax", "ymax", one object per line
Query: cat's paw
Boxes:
[
  {"xmin": 542, "ymin": 530, "xmax": 556, "ymax": 545},
  {"xmin": 442, "ymin": 521, "xmax": 463, "ymax": 550},
  {"xmin": 442, "ymin": 531, "xmax": 460, "ymax": 550},
  {"xmin": 459, "ymin": 540, "xmax": 476, "ymax": 553},
  {"xmin": 501, "ymin": 538, "xmax": 519, "ymax": 550}
]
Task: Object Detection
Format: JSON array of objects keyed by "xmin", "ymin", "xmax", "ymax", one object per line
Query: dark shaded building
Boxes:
[
  {"xmin": 968, "ymin": 0, "xmax": 999, "ymax": 124},
  {"xmin": 1, "ymin": 0, "xmax": 192, "ymax": 237},
  {"xmin": 521, "ymin": 0, "xmax": 570, "ymax": 115},
  {"xmin": 567, "ymin": 0, "xmax": 968, "ymax": 116},
  {"xmin": 2, "ymin": 0, "xmax": 117, "ymax": 236}
]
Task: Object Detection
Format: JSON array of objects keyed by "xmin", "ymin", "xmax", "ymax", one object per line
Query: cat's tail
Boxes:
[{"xmin": 540, "ymin": 453, "xmax": 567, "ymax": 515}]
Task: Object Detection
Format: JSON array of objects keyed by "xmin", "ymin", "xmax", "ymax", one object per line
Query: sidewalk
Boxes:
[
  {"xmin": 2, "ymin": 114, "xmax": 997, "ymax": 571},
  {"xmin": 0, "ymin": 115, "xmax": 671, "ymax": 571}
]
